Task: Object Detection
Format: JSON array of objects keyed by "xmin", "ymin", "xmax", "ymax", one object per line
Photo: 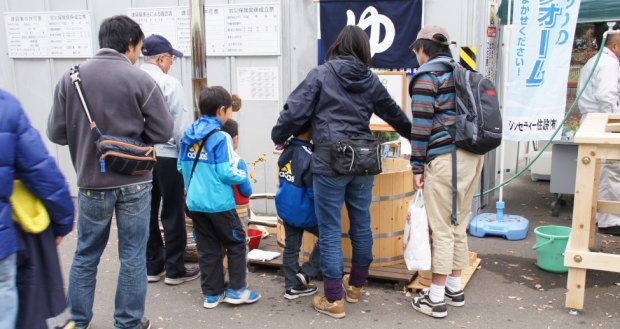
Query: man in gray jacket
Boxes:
[
  {"xmin": 140, "ymin": 34, "xmax": 198, "ymax": 285},
  {"xmin": 47, "ymin": 15, "xmax": 173, "ymax": 329}
]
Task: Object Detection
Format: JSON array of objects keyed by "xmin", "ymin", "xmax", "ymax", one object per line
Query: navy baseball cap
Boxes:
[{"xmin": 141, "ymin": 34, "xmax": 183, "ymax": 57}]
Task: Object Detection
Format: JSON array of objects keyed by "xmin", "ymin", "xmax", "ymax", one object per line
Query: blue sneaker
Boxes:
[
  {"xmin": 223, "ymin": 287, "xmax": 261, "ymax": 304},
  {"xmin": 203, "ymin": 293, "xmax": 225, "ymax": 309}
]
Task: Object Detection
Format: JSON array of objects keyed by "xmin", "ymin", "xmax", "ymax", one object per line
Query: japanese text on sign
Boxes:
[
  {"xmin": 205, "ymin": 3, "xmax": 280, "ymax": 56},
  {"xmin": 517, "ymin": 0, "xmax": 576, "ymax": 85},
  {"xmin": 507, "ymin": 118, "xmax": 558, "ymax": 132},
  {"xmin": 237, "ymin": 67, "xmax": 279, "ymax": 101},
  {"xmin": 4, "ymin": 11, "xmax": 93, "ymax": 58},
  {"xmin": 127, "ymin": 7, "xmax": 190, "ymax": 55},
  {"xmin": 505, "ymin": 0, "xmax": 581, "ymax": 141}
]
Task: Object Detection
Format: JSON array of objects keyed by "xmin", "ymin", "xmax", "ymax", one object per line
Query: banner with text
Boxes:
[
  {"xmin": 505, "ymin": 0, "xmax": 581, "ymax": 141},
  {"xmin": 319, "ymin": 0, "xmax": 422, "ymax": 69}
]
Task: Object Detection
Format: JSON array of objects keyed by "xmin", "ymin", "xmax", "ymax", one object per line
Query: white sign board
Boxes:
[
  {"xmin": 237, "ymin": 66, "xmax": 279, "ymax": 101},
  {"xmin": 370, "ymin": 72, "xmax": 407, "ymax": 131},
  {"xmin": 505, "ymin": 0, "xmax": 580, "ymax": 141},
  {"xmin": 5, "ymin": 11, "xmax": 93, "ymax": 58},
  {"xmin": 205, "ymin": 3, "xmax": 281, "ymax": 56},
  {"xmin": 127, "ymin": 7, "xmax": 191, "ymax": 56}
]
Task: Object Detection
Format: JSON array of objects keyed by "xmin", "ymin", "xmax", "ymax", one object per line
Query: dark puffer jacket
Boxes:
[
  {"xmin": 271, "ymin": 56, "xmax": 411, "ymax": 176},
  {"xmin": 0, "ymin": 89, "xmax": 74, "ymax": 260}
]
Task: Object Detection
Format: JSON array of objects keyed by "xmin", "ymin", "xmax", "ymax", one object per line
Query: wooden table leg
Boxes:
[
  {"xmin": 566, "ymin": 267, "xmax": 587, "ymax": 310},
  {"xmin": 566, "ymin": 145, "xmax": 597, "ymax": 311}
]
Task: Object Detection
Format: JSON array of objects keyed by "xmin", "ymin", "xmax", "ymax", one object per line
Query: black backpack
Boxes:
[{"xmin": 410, "ymin": 61, "xmax": 502, "ymax": 154}]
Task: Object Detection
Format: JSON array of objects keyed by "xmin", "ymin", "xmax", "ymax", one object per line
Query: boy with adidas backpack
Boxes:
[
  {"xmin": 275, "ymin": 122, "xmax": 322, "ymax": 300},
  {"xmin": 408, "ymin": 24, "xmax": 500, "ymax": 318}
]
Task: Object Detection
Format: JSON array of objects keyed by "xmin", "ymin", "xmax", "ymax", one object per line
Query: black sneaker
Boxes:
[
  {"xmin": 411, "ymin": 289, "xmax": 447, "ymax": 318},
  {"xmin": 284, "ymin": 284, "xmax": 318, "ymax": 300},
  {"xmin": 164, "ymin": 266, "xmax": 200, "ymax": 285},
  {"xmin": 296, "ymin": 271, "xmax": 310, "ymax": 285},
  {"xmin": 137, "ymin": 318, "xmax": 152, "ymax": 329},
  {"xmin": 445, "ymin": 288, "xmax": 465, "ymax": 307}
]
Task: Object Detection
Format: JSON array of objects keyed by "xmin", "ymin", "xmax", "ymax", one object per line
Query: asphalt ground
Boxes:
[{"xmin": 57, "ymin": 172, "xmax": 620, "ymax": 329}]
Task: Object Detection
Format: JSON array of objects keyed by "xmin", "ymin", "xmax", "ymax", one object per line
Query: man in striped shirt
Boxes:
[{"xmin": 409, "ymin": 25, "xmax": 484, "ymax": 319}]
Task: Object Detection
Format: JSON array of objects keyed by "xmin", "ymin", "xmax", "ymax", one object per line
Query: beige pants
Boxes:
[{"xmin": 424, "ymin": 149, "xmax": 484, "ymax": 275}]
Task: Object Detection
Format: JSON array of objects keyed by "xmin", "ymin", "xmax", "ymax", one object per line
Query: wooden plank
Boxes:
[
  {"xmin": 564, "ymin": 250, "xmax": 620, "ymax": 272},
  {"xmin": 606, "ymin": 123, "xmax": 620, "ymax": 133},
  {"xmin": 248, "ymin": 236, "xmax": 416, "ymax": 284},
  {"xmin": 566, "ymin": 268, "xmax": 587, "ymax": 310},
  {"xmin": 564, "ymin": 144, "xmax": 598, "ymax": 310},
  {"xmin": 589, "ymin": 161, "xmax": 601, "ymax": 250},
  {"xmin": 575, "ymin": 114, "xmax": 620, "ymax": 145},
  {"xmin": 569, "ymin": 145, "xmax": 599, "ymax": 252},
  {"xmin": 597, "ymin": 200, "xmax": 620, "ymax": 215}
]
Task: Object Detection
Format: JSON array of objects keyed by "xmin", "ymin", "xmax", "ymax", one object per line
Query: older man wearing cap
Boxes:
[
  {"xmin": 140, "ymin": 34, "xmax": 198, "ymax": 285},
  {"xmin": 408, "ymin": 24, "xmax": 484, "ymax": 319}
]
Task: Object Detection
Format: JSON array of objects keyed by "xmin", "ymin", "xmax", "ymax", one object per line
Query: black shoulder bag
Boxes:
[
  {"xmin": 70, "ymin": 65, "xmax": 157, "ymax": 176},
  {"xmin": 329, "ymin": 136, "xmax": 382, "ymax": 176}
]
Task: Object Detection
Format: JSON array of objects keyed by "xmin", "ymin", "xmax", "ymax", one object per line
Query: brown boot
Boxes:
[
  {"xmin": 342, "ymin": 274, "xmax": 363, "ymax": 303},
  {"xmin": 312, "ymin": 296, "xmax": 345, "ymax": 319}
]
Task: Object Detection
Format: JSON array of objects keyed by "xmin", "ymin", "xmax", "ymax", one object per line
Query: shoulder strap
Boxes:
[
  {"xmin": 451, "ymin": 147, "xmax": 458, "ymax": 226},
  {"xmin": 188, "ymin": 128, "xmax": 221, "ymax": 188},
  {"xmin": 409, "ymin": 61, "xmax": 455, "ymax": 97},
  {"xmin": 70, "ymin": 65, "xmax": 102, "ymax": 140}
]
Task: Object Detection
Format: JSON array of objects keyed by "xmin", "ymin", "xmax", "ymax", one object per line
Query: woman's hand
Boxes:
[{"xmin": 414, "ymin": 174, "xmax": 425, "ymax": 190}]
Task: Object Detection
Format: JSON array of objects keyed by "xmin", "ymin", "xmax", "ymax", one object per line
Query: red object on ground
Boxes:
[{"xmin": 247, "ymin": 228, "xmax": 262, "ymax": 251}]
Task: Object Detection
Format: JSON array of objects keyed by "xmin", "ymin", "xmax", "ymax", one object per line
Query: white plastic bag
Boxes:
[{"xmin": 403, "ymin": 190, "xmax": 431, "ymax": 271}]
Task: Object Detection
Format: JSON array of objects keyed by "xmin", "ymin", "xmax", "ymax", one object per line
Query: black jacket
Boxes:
[{"xmin": 271, "ymin": 56, "xmax": 410, "ymax": 176}]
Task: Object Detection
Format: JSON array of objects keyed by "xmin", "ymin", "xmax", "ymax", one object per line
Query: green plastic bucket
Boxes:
[{"xmin": 532, "ymin": 225, "xmax": 572, "ymax": 273}]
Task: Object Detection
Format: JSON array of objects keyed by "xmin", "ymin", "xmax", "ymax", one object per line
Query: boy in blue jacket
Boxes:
[
  {"xmin": 275, "ymin": 123, "xmax": 321, "ymax": 299},
  {"xmin": 177, "ymin": 86, "xmax": 260, "ymax": 309}
]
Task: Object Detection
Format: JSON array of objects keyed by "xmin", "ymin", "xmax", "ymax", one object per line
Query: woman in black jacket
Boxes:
[{"xmin": 272, "ymin": 25, "xmax": 410, "ymax": 319}]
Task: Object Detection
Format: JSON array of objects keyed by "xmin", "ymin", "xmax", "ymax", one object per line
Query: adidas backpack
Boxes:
[{"xmin": 410, "ymin": 60, "xmax": 502, "ymax": 155}]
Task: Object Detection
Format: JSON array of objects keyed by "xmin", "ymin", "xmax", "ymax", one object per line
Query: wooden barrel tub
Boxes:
[{"xmin": 276, "ymin": 158, "xmax": 413, "ymax": 267}]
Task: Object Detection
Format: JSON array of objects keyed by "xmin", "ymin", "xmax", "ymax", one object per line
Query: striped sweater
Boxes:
[{"xmin": 410, "ymin": 57, "xmax": 456, "ymax": 174}]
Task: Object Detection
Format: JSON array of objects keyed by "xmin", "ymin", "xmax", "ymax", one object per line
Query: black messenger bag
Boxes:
[{"xmin": 70, "ymin": 65, "xmax": 157, "ymax": 176}]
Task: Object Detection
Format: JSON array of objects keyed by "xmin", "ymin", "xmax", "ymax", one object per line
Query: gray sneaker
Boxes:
[
  {"xmin": 445, "ymin": 287, "xmax": 465, "ymax": 307},
  {"xmin": 147, "ymin": 270, "xmax": 165, "ymax": 283},
  {"xmin": 411, "ymin": 289, "xmax": 447, "ymax": 318},
  {"xmin": 164, "ymin": 266, "xmax": 200, "ymax": 285}
]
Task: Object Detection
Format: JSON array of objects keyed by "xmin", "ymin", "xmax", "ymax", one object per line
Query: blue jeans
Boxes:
[
  {"xmin": 313, "ymin": 175, "xmax": 374, "ymax": 281},
  {"xmin": 282, "ymin": 221, "xmax": 320, "ymax": 290},
  {"xmin": 0, "ymin": 253, "xmax": 17, "ymax": 329},
  {"xmin": 68, "ymin": 183, "xmax": 151, "ymax": 329}
]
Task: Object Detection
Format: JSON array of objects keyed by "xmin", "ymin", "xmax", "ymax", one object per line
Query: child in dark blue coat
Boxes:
[{"xmin": 275, "ymin": 123, "xmax": 321, "ymax": 299}]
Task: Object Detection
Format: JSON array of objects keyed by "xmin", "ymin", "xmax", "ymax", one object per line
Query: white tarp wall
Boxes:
[{"xmin": 0, "ymin": 0, "xmax": 499, "ymax": 214}]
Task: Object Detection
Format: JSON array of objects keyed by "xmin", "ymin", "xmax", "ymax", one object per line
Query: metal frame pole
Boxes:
[{"xmin": 190, "ymin": 0, "xmax": 207, "ymax": 118}]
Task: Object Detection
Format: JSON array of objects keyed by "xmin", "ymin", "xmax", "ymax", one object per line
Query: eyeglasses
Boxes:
[{"xmin": 161, "ymin": 54, "xmax": 177, "ymax": 62}]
